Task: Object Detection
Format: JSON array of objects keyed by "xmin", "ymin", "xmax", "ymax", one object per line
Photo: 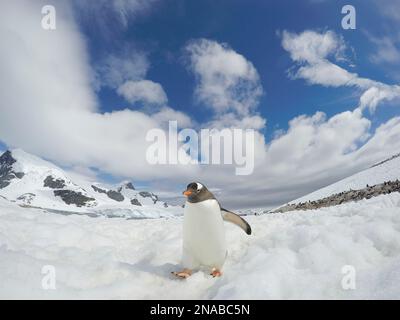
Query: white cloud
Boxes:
[
  {"xmin": 205, "ymin": 113, "xmax": 266, "ymax": 130},
  {"xmin": 282, "ymin": 30, "xmax": 400, "ymax": 113},
  {"xmin": 73, "ymin": 0, "xmax": 157, "ymax": 28},
  {"xmin": 201, "ymin": 112, "xmax": 400, "ymax": 209},
  {"xmin": 281, "ymin": 30, "xmax": 346, "ymax": 64},
  {"xmin": 354, "ymin": 117, "xmax": 400, "ymax": 165},
  {"xmin": 94, "ymin": 52, "xmax": 149, "ymax": 89},
  {"xmin": 369, "ymin": 34, "xmax": 400, "ymax": 65},
  {"xmin": 294, "ymin": 61, "xmax": 356, "ymax": 87},
  {"xmin": 282, "ymin": 30, "xmax": 364, "ymax": 88},
  {"xmin": 265, "ymin": 110, "xmax": 371, "ymax": 177},
  {"xmin": 185, "ymin": 39, "xmax": 263, "ymax": 117},
  {"xmin": 152, "ymin": 107, "xmax": 192, "ymax": 127},
  {"xmin": 359, "ymin": 86, "xmax": 400, "ymax": 113},
  {"xmin": 117, "ymin": 80, "xmax": 168, "ymax": 105}
]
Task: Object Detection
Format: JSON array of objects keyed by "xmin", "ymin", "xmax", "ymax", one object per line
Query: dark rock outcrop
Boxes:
[
  {"xmin": 130, "ymin": 198, "xmax": 142, "ymax": 206},
  {"xmin": 117, "ymin": 182, "xmax": 135, "ymax": 193},
  {"xmin": 139, "ymin": 191, "xmax": 158, "ymax": 204},
  {"xmin": 92, "ymin": 185, "xmax": 124, "ymax": 202},
  {"xmin": 43, "ymin": 175, "xmax": 66, "ymax": 189},
  {"xmin": 106, "ymin": 190, "xmax": 124, "ymax": 202},
  {"xmin": 92, "ymin": 185, "xmax": 107, "ymax": 194},
  {"xmin": 54, "ymin": 190, "xmax": 96, "ymax": 207},
  {"xmin": 125, "ymin": 182, "xmax": 135, "ymax": 190},
  {"xmin": 274, "ymin": 180, "xmax": 400, "ymax": 213},
  {"xmin": 16, "ymin": 193, "xmax": 36, "ymax": 205},
  {"xmin": 0, "ymin": 151, "xmax": 24, "ymax": 189}
]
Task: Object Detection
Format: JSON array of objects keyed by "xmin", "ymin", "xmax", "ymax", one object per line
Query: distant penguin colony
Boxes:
[{"xmin": 172, "ymin": 182, "xmax": 251, "ymax": 278}]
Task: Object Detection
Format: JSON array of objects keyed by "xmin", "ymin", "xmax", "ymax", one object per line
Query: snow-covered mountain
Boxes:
[
  {"xmin": 274, "ymin": 153, "xmax": 400, "ymax": 213},
  {"xmin": 0, "ymin": 149, "xmax": 182, "ymax": 218}
]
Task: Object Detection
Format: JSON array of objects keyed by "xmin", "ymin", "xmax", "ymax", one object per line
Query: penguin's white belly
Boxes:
[{"xmin": 183, "ymin": 200, "xmax": 227, "ymax": 269}]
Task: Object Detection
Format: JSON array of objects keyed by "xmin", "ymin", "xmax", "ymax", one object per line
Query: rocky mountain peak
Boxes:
[
  {"xmin": 0, "ymin": 150, "xmax": 24, "ymax": 189},
  {"xmin": 0, "ymin": 150, "xmax": 16, "ymax": 167},
  {"xmin": 124, "ymin": 182, "xmax": 135, "ymax": 190}
]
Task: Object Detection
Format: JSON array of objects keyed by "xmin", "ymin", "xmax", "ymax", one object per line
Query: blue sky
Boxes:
[{"xmin": 1, "ymin": 0, "xmax": 400, "ymax": 208}]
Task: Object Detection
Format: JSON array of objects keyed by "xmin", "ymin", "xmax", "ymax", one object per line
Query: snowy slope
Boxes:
[
  {"xmin": 289, "ymin": 154, "xmax": 400, "ymax": 204},
  {"xmin": 1, "ymin": 192, "xmax": 400, "ymax": 299},
  {"xmin": 0, "ymin": 149, "xmax": 182, "ymax": 218}
]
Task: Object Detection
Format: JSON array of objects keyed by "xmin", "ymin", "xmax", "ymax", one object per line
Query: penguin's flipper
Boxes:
[{"xmin": 221, "ymin": 208, "xmax": 252, "ymax": 235}]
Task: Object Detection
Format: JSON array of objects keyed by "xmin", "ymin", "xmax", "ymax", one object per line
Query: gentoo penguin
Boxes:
[{"xmin": 172, "ymin": 182, "xmax": 251, "ymax": 278}]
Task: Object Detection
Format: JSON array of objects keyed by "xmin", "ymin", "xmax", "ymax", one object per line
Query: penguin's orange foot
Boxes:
[
  {"xmin": 210, "ymin": 268, "xmax": 222, "ymax": 278},
  {"xmin": 171, "ymin": 269, "xmax": 192, "ymax": 279}
]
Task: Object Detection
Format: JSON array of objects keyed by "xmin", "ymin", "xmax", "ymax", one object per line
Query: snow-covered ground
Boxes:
[
  {"xmin": 1, "ymin": 192, "xmax": 400, "ymax": 299},
  {"xmin": 289, "ymin": 154, "xmax": 400, "ymax": 204}
]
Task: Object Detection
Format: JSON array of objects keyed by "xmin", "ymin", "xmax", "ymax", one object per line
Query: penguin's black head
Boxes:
[{"xmin": 183, "ymin": 182, "xmax": 215, "ymax": 203}]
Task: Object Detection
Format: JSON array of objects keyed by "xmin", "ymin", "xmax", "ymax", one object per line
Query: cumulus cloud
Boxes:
[
  {"xmin": 117, "ymin": 80, "xmax": 168, "ymax": 105},
  {"xmin": 265, "ymin": 110, "xmax": 370, "ymax": 176},
  {"xmin": 282, "ymin": 30, "xmax": 400, "ymax": 113},
  {"xmin": 359, "ymin": 86, "xmax": 400, "ymax": 113},
  {"xmin": 281, "ymin": 30, "xmax": 346, "ymax": 64},
  {"xmin": 294, "ymin": 61, "xmax": 356, "ymax": 87},
  {"xmin": 354, "ymin": 117, "xmax": 400, "ymax": 165},
  {"xmin": 282, "ymin": 30, "xmax": 359, "ymax": 87},
  {"xmin": 152, "ymin": 107, "xmax": 192, "ymax": 127},
  {"xmin": 185, "ymin": 39, "xmax": 263, "ymax": 117}
]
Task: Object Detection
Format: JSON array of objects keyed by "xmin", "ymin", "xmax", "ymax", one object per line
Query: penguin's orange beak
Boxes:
[{"xmin": 183, "ymin": 190, "xmax": 192, "ymax": 196}]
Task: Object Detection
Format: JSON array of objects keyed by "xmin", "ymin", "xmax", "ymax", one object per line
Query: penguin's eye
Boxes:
[{"xmin": 187, "ymin": 183, "xmax": 197, "ymax": 190}]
